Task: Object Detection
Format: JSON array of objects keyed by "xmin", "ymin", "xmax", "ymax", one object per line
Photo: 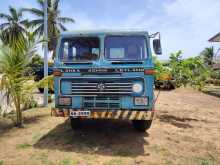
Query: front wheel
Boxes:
[
  {"xmin": 70, "ymin": 118, "xmax": 81, "ymax": 130},
  {"xmin": 132, "ymin": 120, "xmax": 152, "ymax": 132}
]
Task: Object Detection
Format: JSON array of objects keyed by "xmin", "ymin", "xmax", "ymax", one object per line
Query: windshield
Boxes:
[
  {"xmin": 59, "ymin": 37, "xmax": 100, "ymax": 62},
  {"xmin": 105, "ymin": 36, "xmax": 147, "ymax": 61}
]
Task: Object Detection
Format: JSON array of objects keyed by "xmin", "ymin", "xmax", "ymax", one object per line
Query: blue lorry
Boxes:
[{"xmin": 52, "ymin": 30, "xmax": 162, "ymax": 131}]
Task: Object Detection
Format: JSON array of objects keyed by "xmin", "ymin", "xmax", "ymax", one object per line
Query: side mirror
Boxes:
[{"xmin": 153, "ymin": 39, "xmax": 162, "ymax": 55}]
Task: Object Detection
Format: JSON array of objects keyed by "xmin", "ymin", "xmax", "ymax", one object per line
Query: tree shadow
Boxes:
[
  {"xmin": 34, "ymin": 119, "xmax": 149, "ymax": 157},
  {"xmin": 23, "ymin": 114, "xmax": 48, "ymax": 124},
  {"xmin": 0, "ymin": 114, "xmax": 48, "ymax": 136},
  {"xmin": 203, "ymin": 91, "xmax": 220, "ymax": 98},
  {"xmin": 158, "ymin": 114, "xmax": 199, "ymax": 128}
]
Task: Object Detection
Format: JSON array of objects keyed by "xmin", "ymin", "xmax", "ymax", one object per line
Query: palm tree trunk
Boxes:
[
  {"xmin": 14, "ymin": 95, "xmax": 23, "ymax": 127},
  {"xmin": 17, "ymin": 98, "xmax": 22, "ymax": 127}
]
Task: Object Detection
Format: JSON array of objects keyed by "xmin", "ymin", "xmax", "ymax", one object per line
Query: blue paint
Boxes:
[{"xmin": 54, "ymin": 30, "xmax": 155, "ymax": 111}]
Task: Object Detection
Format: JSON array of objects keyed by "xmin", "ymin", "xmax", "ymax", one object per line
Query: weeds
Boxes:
[
  {"xmin": 149, "ymin": 144, "xmax": 171, "ymax": 157},
  {"xmin": 195, "ymin": 154, "xmax": 215, "ymax": 165},
  {"xmin": 59, "ymin": 159, "xmax": 78, "ymax": 165},
  {"xmin": 103, "ymin": 159, "xmax": 123, "ymax": 165},
  {"xmin": 16, "ymin": 143, "xmax": 32, "ymax": 149},
  {"xmin": 0, "ymin": 160, "xmax": 4, "ymax": 165},
  {"xmin": 36, "ymin": 153, "xmax": 49, "ymax": 165}
]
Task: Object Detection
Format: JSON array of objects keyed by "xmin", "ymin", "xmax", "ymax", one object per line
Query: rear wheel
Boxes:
[
  {"xmin": 70, "ymin": 118, "xmax": 81, "ymax": 130},
  {"xmin": 132, "ymin": 120, "xmax": 152, "ymax": 132}
]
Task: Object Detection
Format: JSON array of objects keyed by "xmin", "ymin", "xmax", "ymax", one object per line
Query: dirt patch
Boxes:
[{"xmin": 0, "ymin": 88, "xmax": 220, "ymax": 165}]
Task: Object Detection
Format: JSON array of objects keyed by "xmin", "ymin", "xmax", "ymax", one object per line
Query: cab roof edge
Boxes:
[{"xmin": 60, "ymin": 29, "xmax": 149, "ymax": 36}]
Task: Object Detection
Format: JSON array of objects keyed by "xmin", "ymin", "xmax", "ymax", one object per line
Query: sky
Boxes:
[{"xmin": 1, "ymin": 0, "xmax": 220, "ymax": 60}]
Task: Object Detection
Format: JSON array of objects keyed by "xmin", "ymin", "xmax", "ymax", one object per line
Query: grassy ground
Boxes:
[{"xmin": 0, "ymin": 88, "xmax": 220, "ymax": 165}]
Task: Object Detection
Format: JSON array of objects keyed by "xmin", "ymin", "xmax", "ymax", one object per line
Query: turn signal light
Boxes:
[
  {"xmin": 53, "ymin": 70, "xmax": 62, "ymax": 76},
  {"xmin": 144, "ymin": 69, "xmax": 156, "ymax": 75}
]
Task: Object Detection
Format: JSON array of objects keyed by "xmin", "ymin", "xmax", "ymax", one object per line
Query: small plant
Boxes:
[
  {"xmin": 59, "ymin": 159, "xmax": 78, "ymax": 165},
  {"xmin": 0, "ymin": 160, "xmax": 4, "ymax": 165},
  {"xmin": 149, "ymin": 144, "xmax": 171, "ymax": 157},
  {"xmin": 0, "ymin": 37, "xmax": 40, "ymax": 127},
  {"xmin": 23, "ymin": 96, "xmax": 38, "ymax": 110},
  {"xmin": 16, "ymin": 143, "xmax": 32, "ymax": 149}
]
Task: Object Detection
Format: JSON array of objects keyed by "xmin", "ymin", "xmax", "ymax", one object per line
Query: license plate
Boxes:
[{"xmin": 70, "ymin": 110, "xmax": 91, "ymax": 118}]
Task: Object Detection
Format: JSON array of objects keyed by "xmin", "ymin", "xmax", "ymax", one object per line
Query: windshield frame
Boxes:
[
  {"xmin": 104, "ymin": 35, "xmax": 148, "ymax": 62},
  {"xmin": 58, "ymin": 36, "xmax": 101, "ymax": 63}
]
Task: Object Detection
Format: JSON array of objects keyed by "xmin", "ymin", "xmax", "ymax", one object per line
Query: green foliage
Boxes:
[
  {"xmin": 168, "ymin": 51, "xmax": 209, "ymax": 89},
  {"xmin": 59, "ymin": 159, "xmax": 78, "ymax": 165},
  {"xmin": 16, "ymin": 143, "xmax": 32, "ymax": 149},
  {"xmin": 0, "ymin": 36, "xmax": 40, "ymax": 126},
  {"xmin": 155, "ymin": 50, "xmax": 211, "ymax": 90},
  {"xmin": 200, "ymin": 47, "xmax": 214, "ymax": 66},
  {"xmin": 154, "ymin": 57, "xmax": 171, "ymax": 80},
  {"xmin": 23, "ymin": 96, "xmax": 38, "ymax": 110},
  {"xmin": 210, "ymin": 70, "xmax": 220, "ymax": 80},
  {"xmin": 26, "ymin": 54, "xmax": 44, "ymax": 75},
  {"xmin": 38, "ymin": 75, "xmax": 54, "ymax": 91},
  {"xmin": 22, "ymin": 0, "xmax": 74, "ymax": 54},
  {"xmin": 0, "ymin": 6, "xmax": 28, "ymax": 50}
]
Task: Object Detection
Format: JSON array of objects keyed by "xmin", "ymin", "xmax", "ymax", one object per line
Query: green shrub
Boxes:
[
  {"xmin": 211, "ymin": 70, "xmax": 220, "ymax": 80},
  {"xmin": 23, "ymin": 96, "xmax": 38, "ymax": 110}
]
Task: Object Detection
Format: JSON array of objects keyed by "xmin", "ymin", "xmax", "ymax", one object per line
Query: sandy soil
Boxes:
[{"xmin": 0, "ymin": 88, "xmax": 220, "ymax": 165}]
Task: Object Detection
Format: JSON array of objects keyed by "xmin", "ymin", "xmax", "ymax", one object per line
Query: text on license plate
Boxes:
[{"xmin": 70, "ymin": 110, "xmax": 91, "ymax": 117}]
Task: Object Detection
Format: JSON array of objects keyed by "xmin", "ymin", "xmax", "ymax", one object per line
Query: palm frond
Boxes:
[
  {"xmin": 27, "ymin": 19, "xmax": 43, "ymax": 27},
  {"xmin": 58, "ymin": 23, "xmax": 67, "ymax": 31},
  {"xmin": 9, "ymin": 6, "xmax": 18, "ymax": 21},
  {"xmin": 57, "ymin": 17, "xmax": 75, "ymax": 23},
  {"xmin": 33, "ymin": 24, "xmax": 44, "ymax": 36},
  {"xmin": 0, "ymin": 13, "xmax": 12, "ymax": 21},
  {"xmin": 0, "ymin": 22, "xmax": 10, "ymax": 30},
  {"xmin": 53, "ymin": 0, "xmax": 60, "ymax": 10},
  {"xmin": 21, "ymin": 8, "xmax": 44, "ymax": 17}
]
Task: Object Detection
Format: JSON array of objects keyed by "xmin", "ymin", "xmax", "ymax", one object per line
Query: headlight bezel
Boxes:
[{"xmin": 132, "ymin": 83, "xmax": 143, "ymax": 94}]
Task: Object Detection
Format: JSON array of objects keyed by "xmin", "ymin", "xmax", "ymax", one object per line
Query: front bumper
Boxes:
[{"xmin": 51, "ymin": 108, "xmax": 155, "ymax": 120}]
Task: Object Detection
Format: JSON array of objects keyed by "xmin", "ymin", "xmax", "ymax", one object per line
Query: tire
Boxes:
[
  {"xmin": 38, "ymin": 88, "xmax": 44, "ymax": 93},
  {"xmin": 70, "ymin": 118, "xmax": 81, "ymax": 130},
  {"xmin": 132, "ymin": 120, "xmax": 152, "ymax": 132}
]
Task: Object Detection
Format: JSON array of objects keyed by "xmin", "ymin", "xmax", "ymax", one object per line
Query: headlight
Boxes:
[
  {"xmin": 132, "ymin": 83, "xmax": 143, "ymax": 93},
  {"xmin": 58, "ymin": 97, "xmax": 71, "ymax": 106}
]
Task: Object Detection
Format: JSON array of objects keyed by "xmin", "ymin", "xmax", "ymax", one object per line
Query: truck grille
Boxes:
[
  {"xmin": 83, "ymin": 96, "xmax": 120, "ymax": 109},
  {"xmin": 67, "ymin": 77, "xmax": 142, "ymax": 96},
  {"xmin": 60, "ymin": 77, "xmax": 144, "ymax": 96}
]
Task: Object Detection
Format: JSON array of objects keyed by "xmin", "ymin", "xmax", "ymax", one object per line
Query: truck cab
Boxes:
[{"xmin": 52, "ymin": 30, "xmax": 162, "ymax": 131}]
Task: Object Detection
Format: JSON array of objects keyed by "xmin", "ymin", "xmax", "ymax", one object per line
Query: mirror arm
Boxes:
[{"xmin": 149, "ymin": 32, "xmax": 160, "ymax": 39}]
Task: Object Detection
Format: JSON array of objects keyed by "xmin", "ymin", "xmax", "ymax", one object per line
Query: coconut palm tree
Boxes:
[
  {"xmin": 0, "ymin": 36, "xmax": 40, "ymax": 127},
  {"xmin": 22, "ymin": 0, "xmax": 74, "ymax": 53},
  {"xmin": 200, "ymin": 47, "xmax": 214, "ymax": 66},
  {"xmin": 0, "ymin": 6, "xmax": 28, "ymax": 49}
]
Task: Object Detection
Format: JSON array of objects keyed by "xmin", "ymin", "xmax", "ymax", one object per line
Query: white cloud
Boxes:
[
  {"xmin": 140, "ymin": 0, "xmax": 220, "ymax": 59},
  {"xmin": 76, "ymin": 0, "xmax": 220, "ymax": 60},
  {"xmin": 40, "ymin": 0, "xmax": 220, "ymax": 60}
]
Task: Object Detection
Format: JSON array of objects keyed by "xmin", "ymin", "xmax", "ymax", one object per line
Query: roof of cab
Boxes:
[{"xmin": 60, "ymin": 29, "xmax": 148, "ymax": 37}]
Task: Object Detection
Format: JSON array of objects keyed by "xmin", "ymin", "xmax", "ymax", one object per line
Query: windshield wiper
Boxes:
[
  {"xmin": 63, "ymin": 61, "xmax": 93, "ymax": 65},
  {"xmin": 111, "ymin": 61, "xmax": 143, "ymax": 64}
]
